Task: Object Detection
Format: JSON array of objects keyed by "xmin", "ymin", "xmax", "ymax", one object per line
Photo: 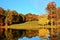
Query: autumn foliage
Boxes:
[
  {"xmin": 0, "ymin": 2, "xmax": 60, "ymax": 39},
  {"xmin": 0, "ymin": 7, "xmax": 39, "ymax": 26}
]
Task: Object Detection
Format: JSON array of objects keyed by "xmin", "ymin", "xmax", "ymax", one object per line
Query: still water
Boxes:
[
  {"xmin": 18, "ymin": 36, "xmax": 41, "ymax": 40},
  {"xmin": 18, "ymin": 35, "xmax": 50, "ymax": 40}
]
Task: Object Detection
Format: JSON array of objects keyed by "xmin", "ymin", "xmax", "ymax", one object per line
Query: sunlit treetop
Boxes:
[{"xmin": 46, "ymin": 2, "xmax": 56, "ymax": 11}]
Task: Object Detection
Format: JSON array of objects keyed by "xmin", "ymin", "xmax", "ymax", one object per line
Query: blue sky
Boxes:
[{"xmin": 0, "ymin": 0, "xmax": 60, "ymax": 15}]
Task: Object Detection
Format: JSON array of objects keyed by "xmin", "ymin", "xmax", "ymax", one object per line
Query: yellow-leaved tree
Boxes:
[
  {"xmin": 38, "ymin": 14, "xmax": 49, "ymax": 26},
  {"xmin": 38, "ymin": 14, "xmax": 50, "ymax": 37}
]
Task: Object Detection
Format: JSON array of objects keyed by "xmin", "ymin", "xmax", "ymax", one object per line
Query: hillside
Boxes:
[{"xmin": 10, "ymin": 21, "xmax": 40, "ymax": 30}]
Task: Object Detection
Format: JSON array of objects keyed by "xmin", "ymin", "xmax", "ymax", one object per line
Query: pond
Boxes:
[
  {"xmin": 0, "ymin": 29, "xmax": 58, "ymax": 40},
  {"xmin": 18, "ymin": 36, "xmax": 40, "ymax": 40},
  {"xmin": 18, "ymin": 35, "xmax": 50, "ymax": 40}
]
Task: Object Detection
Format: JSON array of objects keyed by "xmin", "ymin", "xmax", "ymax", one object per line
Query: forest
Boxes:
[{"xmin": 0, "ymin": 2, "xmax": 60, "ymax": 40}]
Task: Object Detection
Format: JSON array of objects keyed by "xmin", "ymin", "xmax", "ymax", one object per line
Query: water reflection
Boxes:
[
  {"xmin": 18, "ymin": 35, "xmax": 50, "ymax": 40},
  {"xmin": 0, "ymin": 29, "xmax": 58, "ymax": 40},
  {"xmin": 18, "ymin": 36, "xmax": 40, "ymax": 40}
]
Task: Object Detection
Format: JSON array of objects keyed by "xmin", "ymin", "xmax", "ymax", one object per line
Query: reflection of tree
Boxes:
[
  {"xmin": 12, "ymin": 30, "xmax": 26, "ymax": 39},
  {"xmin": 25, "ymin": 30, "xmax": 38, "ymax": 38}
]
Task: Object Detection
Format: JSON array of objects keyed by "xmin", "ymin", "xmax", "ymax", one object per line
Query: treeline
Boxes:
[
  {"xmin": 0, "ymin": 7, "xmax": 38, "ymax": 26},
  {"xmin": 0, "ymin": 7, "xmax": 39, "ymax": 40}
]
